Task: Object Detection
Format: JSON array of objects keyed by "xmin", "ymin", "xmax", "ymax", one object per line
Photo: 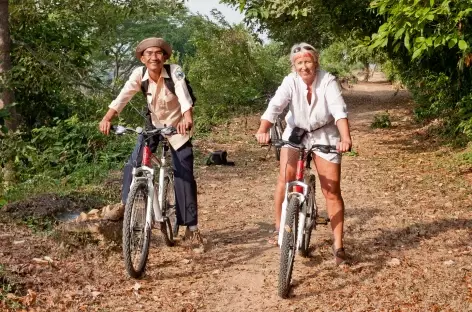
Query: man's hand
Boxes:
[
  {"xmin": 99, "ymin": 118, "xmax": 112, "ymax": 135},
  {"xmin": 255, "ymin": 132, "xmax": 270, "ymax": 145},
  {"xmin": 177, "ymin": 116, "xmax": 193, "ymax": 135},
  {"xmin": 99, "ymin": 109, "xmax": 117, "ymax": 135},
  {"xmin": 336, "ymin": 140, "xmax": 352, "ymax": 153}
]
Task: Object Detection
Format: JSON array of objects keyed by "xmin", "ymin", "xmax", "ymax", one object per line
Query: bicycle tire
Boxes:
[
  {"xmin": 270, "ymin": 119, "xmax": 283, "ymax": 161},
  {"xmin": 278, "ymin": 196, "xmax": 299, "ymax": 298},
  {"xmin": 160, "ymin": 174, "xmax": 176, "ymax": 247},
  {"xmin": 299, "ymin": 174, "xmax": 317, "ymax": 258},
  {"xmin": 123, "ymin": 180, "xmax": 151, "ymax": 278}
]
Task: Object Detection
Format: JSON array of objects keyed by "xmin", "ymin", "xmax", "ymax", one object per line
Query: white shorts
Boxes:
[{"xmin": 282, "ymin": 127, "xmax": 342, "ymax": 164}]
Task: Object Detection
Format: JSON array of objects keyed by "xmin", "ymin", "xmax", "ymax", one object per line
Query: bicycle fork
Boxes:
[
  {"xmin": 279, "ymin": 153, "xmax": 309, "ymax": 248},
  {"xmin": 153, "ymin": 152, "xmax": 167, "ymax": 223},
  {"xmin": 278, "ymin": 180, "xmax": 308, "ymax": 248}
]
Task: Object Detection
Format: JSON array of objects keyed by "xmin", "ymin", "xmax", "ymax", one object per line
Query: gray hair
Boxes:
[{"xmin": 289, "ymin": 42, "xmax": 320, "ymax": 69}]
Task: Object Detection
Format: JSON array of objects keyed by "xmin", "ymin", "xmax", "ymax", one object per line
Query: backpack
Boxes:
[{"xmin": 140, "ymin": 64, "xmax": 196, "ymax": 105}]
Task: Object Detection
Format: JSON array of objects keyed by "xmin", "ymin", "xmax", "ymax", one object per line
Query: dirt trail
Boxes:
[{"xmin": 1, "ymin": 73, "xmax": 472, "ymax": 311}]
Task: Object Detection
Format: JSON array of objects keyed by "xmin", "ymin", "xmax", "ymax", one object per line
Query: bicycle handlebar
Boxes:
[
  {"xmin": 111, "ymin": 125, "xmax": 177, "ymax": 136},
  {"xmin": 272, "ymin": 139, "xmax": 339, "ymax": 154}
]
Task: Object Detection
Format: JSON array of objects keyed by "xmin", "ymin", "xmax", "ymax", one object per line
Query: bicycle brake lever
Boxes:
[{"xmin": 113, "ymin": 125, "xmax": 127, "ymax": 135}]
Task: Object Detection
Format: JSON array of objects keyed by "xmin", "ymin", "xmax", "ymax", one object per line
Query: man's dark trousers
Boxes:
[{"xmin": 121, "ymin": 134, "xmax": 198, "ymax": 226}]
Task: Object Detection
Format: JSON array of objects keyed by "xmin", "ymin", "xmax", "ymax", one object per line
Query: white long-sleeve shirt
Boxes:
[
  {"xmin": 109, "ymin": 64, "xmax": 193, "ymax": 150},
  {"xmin": 261, "ymin": 69, "xmax": 348, "ymax": 163}
]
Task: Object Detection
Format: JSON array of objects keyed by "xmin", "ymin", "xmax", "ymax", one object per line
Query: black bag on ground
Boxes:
[{"xmin": 206, "ymin": 150, "xmax": 235, "ymax": 166}]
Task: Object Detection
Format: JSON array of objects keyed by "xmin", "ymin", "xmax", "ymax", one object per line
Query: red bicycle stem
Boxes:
[{"xmin": 294, "ymin": 151, "xmax": 305, "ymax": 193}]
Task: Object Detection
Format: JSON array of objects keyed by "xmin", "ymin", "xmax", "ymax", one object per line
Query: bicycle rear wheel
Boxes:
[
  {"xmin": 123, "ymin": 180, "xmax": 151, "ymax": 278},
  {"xmin": 278, "ymin": 196, "xmax": 299, "ymax": 298},
  {"xmin": 299, "ymin": 174, "xmax": 317, "ymax": 257},
  {"xmin": 160, "ymin": 174, "xmax": 176, "ymax": 246}
]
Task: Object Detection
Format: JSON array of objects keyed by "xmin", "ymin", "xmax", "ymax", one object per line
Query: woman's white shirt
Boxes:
[{"xmin": 261, "ymin": 69, "xmax": 347, "ymax": 163}]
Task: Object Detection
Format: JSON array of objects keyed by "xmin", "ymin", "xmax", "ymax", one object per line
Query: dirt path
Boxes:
[{"xmin": 1, "ymin": 74, "xmax": 472, "ymax": 311}]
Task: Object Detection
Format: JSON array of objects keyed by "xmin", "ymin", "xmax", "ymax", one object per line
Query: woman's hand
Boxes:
[
  {"xmin": 336, "ymin": 140, "xmax": 352, "ymax": 153},
  {"xmin": 255, "ymin": 131, "xmax": 270, "ymax": 144},
  {"xmin": 255, "ymin": 120, "xmax": 274, "ymax": 144}
]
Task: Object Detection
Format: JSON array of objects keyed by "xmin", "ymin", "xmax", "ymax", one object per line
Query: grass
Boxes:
[{"xmin": 0, "ymin": 265, "xmax": 24, "ymax": 310}]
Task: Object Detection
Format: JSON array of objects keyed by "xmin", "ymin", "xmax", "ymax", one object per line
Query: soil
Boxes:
[{"xmin": 1, "ymin": 73, "xmax": 471, "ymax": 312}]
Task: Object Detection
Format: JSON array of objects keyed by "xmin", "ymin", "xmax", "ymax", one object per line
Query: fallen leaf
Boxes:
[
  {"xmin": 387, "ymin": 258, "xmax": 401, "ymax": 267},
  {"xmin": 44, "ymin": 256, "xmax": 53, "ymax": 263},
  {"xmin": 32, "ymin": 258, "xmax": 49, "ymax": 265},
  {"xmin": 131, "ymin": 282, "xmax": 141, "ymax": 292},
  {"xmin": 20, "ymin": 289, "xmax": 37, "ymax": 306}
]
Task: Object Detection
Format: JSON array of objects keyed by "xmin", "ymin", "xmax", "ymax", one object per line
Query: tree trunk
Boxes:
[
  {"xmin": 0, "ymin": 0, "xmax": 19, "ymax": 132},
  {"xmin": 363, "ymin": 62, "xmax": 370, "ymax": 82},
  {"xmin": 0, "ymin": 0, "xmax": 18, "ymax": 188}
]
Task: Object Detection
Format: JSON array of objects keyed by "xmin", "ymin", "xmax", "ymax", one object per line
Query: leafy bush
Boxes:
[
  {"xmin": 0, "ymin": 116, "xmax": 135, "ymax": 200},
  {"xmin": 371, "ymin": 112, "xmax": 392, "ymax": 129}
]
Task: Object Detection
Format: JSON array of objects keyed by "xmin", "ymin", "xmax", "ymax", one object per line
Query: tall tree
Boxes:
[{"xmin": 0, "ymin": 0, "xmax": 18, "ymax": 131}]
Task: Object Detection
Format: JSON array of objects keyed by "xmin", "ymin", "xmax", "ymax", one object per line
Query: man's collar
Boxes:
[{"xmin": 142, "ymin": 65, "xmax": 170, "ymax": 82}]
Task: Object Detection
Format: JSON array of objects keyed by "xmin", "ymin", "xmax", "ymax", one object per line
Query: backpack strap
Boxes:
[
  {"xmin": 140, "ymin": 66, "xmax": 150, "ymax": 96},
  {"xmin": 140, "ymin": 67, "xmax": 153, "ymax": 129},
  {"xmin": 162, "ymin": 64, "xmax": 176, "ymax": 95}
]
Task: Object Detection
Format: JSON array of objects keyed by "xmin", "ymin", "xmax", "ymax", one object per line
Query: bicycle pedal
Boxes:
[{"xmin": 315, "ymin": 217, "xmax": 329, "ymax": 225}]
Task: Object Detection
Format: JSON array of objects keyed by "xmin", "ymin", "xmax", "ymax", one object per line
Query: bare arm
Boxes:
[{"xmin": 336, "ymin": 118, "xmax": 352, "ymax": 152}]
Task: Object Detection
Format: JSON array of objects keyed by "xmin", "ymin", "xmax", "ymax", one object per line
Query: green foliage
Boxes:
[
  {"xmin": 344, "ymin": 148, "xmax": 359, "ymax": 157},
  {"xmin": 222, "ymin": 0, "xmax": 381, "ymax": 49},
  {"xmin": 186, "ymin": 21, "xmax": 288, "ymax": 131},
  {"xmin": 23, "ymin": 216, "xmax": 55, "ymax": 234},
  {"xmin": 369, "ymin": 0, "xmax": 472, "ymax": 60},
  {"xmin": 371, "ymin": 112, "xmax": 392, "ymax": 128},
  {"xmin": 0, "ymin": 116, "xmax": 135, "ymax": 201}
]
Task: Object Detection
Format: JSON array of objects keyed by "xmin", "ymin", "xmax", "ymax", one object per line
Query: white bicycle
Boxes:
[{"xmin": 113, "ymin": 125, "xmax": 177, "ymax": 278}]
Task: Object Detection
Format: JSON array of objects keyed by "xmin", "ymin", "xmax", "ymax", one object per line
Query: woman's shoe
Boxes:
[{"xmin": 332, "ymin": 244, "xmax": 347, "ymax": 266}]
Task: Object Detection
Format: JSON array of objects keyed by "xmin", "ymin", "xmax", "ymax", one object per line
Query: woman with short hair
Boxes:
[{"xmin": 255, "ymin": 42, "xmax": 352, "ymax": 265}]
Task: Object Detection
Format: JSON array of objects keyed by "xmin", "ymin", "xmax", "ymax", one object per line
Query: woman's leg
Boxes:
[
  {"xmin": 274, "ymin": 147, "xmax": 298, "ymax": 230},
  {"xmin": 313, "ymin": 155, "xmax": 344, "ymax": 250}
]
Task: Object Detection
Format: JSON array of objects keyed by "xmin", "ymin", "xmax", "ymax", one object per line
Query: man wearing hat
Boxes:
[{"xmin": 98, "ymin": 37, "xmax": 203, "ymax": 248}]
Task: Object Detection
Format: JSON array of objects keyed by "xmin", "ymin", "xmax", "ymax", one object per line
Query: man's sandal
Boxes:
[{"xmin": 267, "ymin": 230, "xmax": 279, "ymax": 246}]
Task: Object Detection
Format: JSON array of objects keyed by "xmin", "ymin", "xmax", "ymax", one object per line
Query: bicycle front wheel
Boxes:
[
  {"xmin": 123, "ymin": 180, "xmax": 151, "ymax": 278},
  {"xmin": 278, "ymin": 196, "xmax": 299, "ymax": 298},
  {"xmin": 299, "ymin": 174, "xmax": 317, "ymax": 258},
  {"xmin": 160, "ymin": 174, "xmax": 176, "ymax": 247}
]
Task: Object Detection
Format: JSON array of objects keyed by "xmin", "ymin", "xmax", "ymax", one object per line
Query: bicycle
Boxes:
[
  {"xmin": 113, "ymin": 125, "xmax": 178, "ymax": 278},
  {"xmin": 274, "ymin": 139, "xmax": 339, "ymax": 298}
]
